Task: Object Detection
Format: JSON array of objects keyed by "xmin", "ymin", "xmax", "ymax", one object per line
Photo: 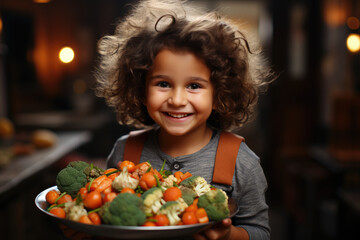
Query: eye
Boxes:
[
  {"xmin": 187, "ymin": 83, "xmax": 202, "ymax": 89},
  {"xmin": 156, "ymin": 81, "xmax": 170, "ymax": 88}
]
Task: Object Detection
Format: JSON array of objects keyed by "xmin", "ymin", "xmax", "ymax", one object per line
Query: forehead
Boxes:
[{"xmin": 150, "ymin": 48, "xmax": 210, "ymax": 78}]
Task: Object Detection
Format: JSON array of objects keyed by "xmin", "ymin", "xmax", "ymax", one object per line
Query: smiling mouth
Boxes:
[{"xmin": 165, "ymin": 112, "xmax": 192, "ymax": 118}]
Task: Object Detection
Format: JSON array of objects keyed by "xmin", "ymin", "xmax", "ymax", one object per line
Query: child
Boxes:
[{"xmin": 95, "ymin": 0, "xmax": 273, "ymax": 239}]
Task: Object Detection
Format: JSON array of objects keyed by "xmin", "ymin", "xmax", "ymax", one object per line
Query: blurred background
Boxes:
[{"xmin": 0, "ymin": 0, "xmax": 359, "ymax": 239}]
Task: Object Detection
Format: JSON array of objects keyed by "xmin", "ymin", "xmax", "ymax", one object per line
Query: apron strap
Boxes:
[
  {"xmin": 212, "ymin": 132, "xmax": 244, "ymax": 186},
  {"xmin": 123, "ymin": 128, "xmax": 152, "ymax": 165}
]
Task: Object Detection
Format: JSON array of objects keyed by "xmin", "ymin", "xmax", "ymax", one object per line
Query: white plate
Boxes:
[{"xmin": 35, "ymin": 186, "xmax": 238, "ymax": 239}]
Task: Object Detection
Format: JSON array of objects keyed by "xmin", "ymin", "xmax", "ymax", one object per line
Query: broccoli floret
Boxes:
[
  {"xmin": 180, "ymin": 176, "xmax": 211, "ymax": 197},
  {"xmin": 180, "ymin": 186, "xmax": 197, "ymax": 205},
  {"xmin": 99, "ymin": 193, "xmax": 146, "ymax": 226},
  {"xmin": 56, "ymin": 161, "xmax": 89, "ymax": 198},
  {"xmin": 197, "ymin": 188, "xmax": 230, "ymax": 221},
  {"xmin": 112, "ymin": 166, "xmax": 139, "ymax": 191},
  {"xmin": 67, "ymin": 161, "xmax": 89, "ymax": 171},
  {"xmin": 159, "ymin": 201, "xmax": 186, "ymax": 225},
  {"xmin": 141, "ymin": 187, "xmax": 164, "ymax": 215}
]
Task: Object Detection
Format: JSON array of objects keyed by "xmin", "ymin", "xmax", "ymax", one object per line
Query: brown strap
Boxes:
[
  {"xmin": 123, "ymin": 129, "xmax": 152, "ymax": 165},
  {"xmin": 212, "ymin": 132, "xmax": 244, "ymax": 186}
]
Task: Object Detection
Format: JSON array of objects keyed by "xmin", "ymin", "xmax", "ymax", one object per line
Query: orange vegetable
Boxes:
[
  {"xmin": 151, "ymin": 169, "xmax": 163, "ymax": 181},
  {"xmin": 103, "ymin": 192, "xmax": 117, "ymax": 203},
  {"xmin": 185, "ymin": 198, "xmax": 198, "ymax": 212},
  {"xmin": 120, "ymin": 188, "xmax": 136, "ymax": 194},
  {"xmin": 78, "ymin": 187, "xmax": 88, "ymax": 200},
  {"xmin": 119, "ymin": 160, "xmax": 136, "ymax": 173},
  {"xmin": 79, "ymin": 215, "xmax": 93, "ymax": 224},
  {"xmin": 83, "ymin": 191, "xmax": 103, "ymax": 209},
  {"xmin": 96, "ymin": 177, "xmax": 112, "ymax": 193},
  {"xmin": 163, "ymin": 187, "xmax": 182, "ymax": 202},
  {"xmin": 182, "ymin": 211, "xmax": 198, "ymax": 225},
  {"xmin": 139, "ymin": 172, "xmax": 157, "ymax": 190},
  {"xmin": 195, "ymin": 208, "xmax": 209, "ymax": 223},
  {"xmin": 46, "ymin": 190, "xmax": 60, "ymax": 205},
  {"xmin": 49, "ymin": 207, "xmax": 66, "ymax": 219},
  {"xmin": 88, "ymin": 212, "xmax": 101, "ymax": 225},
  {"xmin": 57, "ymin": 194, "xmax": 72, "ymax": 204},
  {"xmin": 142, "ymin": 221, "xmax": 156, "ymax": 227},
  {"xmin": 86, "ymin": 175, "xmax": 112, "ymax": 193},
  {"xmin": 181, "ymin": 172, "xmax": 192, "ymax": 182},
  {"xmin": 174, "ymin": 171, "xmax": 184, "ymax": 184},
  {"xmin": 153, "ymin": 214, "xmax": 169, "ymax": 226},
  {"xmin": 174, "ymin": 171, "xmax": 192, "ymax": 184},
  {"xmin": 104, "ymin": 168, "xmax": 120, "ymax": 180}
]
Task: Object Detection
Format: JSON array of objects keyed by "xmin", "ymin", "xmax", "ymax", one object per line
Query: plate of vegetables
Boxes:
[{"xmin": 35, "ymin": 160, "xmax": 238, "ymax": 239}]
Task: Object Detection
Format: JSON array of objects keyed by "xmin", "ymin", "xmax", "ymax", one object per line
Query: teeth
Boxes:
[{"xmin": 167, "ymin": 113, "xmax": 189, "ymax": 118}]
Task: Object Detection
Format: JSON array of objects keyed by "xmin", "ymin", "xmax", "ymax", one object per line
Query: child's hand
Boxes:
[{"xmin": 193, "ymin": 218, "xmax": 232, "ymax": 240}]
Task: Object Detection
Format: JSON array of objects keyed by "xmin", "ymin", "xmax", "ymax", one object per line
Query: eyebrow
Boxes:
[{"xmin": 149, "ymin": 75, "xmax": 210, "ymax": 83}]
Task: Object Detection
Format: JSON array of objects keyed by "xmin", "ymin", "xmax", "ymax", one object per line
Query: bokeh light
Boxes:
[
  {"xmin": 59, "ymin": 47, "xmax": 75, "ymax": 63},
  {"xmin": 347, "ymin": 17, "xmax": 360, "ymax": 30},
  {"xmin": 346, "ymin": 34, "xmax": 360, "ymax": 53}
]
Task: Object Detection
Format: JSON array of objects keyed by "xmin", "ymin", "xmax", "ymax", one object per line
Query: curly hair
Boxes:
[{"xmin": 95, "ymin": 0, "xmax": 273, "ymax": 130}]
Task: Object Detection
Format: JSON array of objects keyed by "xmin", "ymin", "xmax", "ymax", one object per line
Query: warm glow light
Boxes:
[
  {"xmin": 346, "ymin": 34, "xmax": 360, "ymax": 53},
  {"xmin": 33, "ymin": 0, "xmax": 51, "ymax": 3},
  {"xmin": 347, "ymin": 17, "xmax": 360, "ymax": 30},
  {"xmin": 59, "ymin": 47, "xmax": 75, "ymax": 63},
  {"xmin": 0, "ymin": 17, "xmax": 3, "ymax": 33}
]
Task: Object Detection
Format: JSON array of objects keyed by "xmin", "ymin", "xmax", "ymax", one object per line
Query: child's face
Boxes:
[{"xmin": 145, "ymin": 49, "xmax": 214, "ymax": 137}]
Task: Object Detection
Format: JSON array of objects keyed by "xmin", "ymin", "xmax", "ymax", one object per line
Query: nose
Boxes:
[{"xmin": 168, "ymin": 88, "xmax": 187, "ymax": 106}]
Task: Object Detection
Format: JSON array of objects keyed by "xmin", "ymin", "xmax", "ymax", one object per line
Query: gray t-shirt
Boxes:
[{"xmin": 107, "ymin": 129, "xmax": 270, "ymax": 240}]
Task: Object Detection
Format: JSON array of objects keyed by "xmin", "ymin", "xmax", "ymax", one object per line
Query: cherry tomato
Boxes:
[
  {"xmin": 139, "ymin": 172, "xmax": 157, "ymax": 190},
  {"xmin": 57, "ymin": 194, "xmax": 72, "ymax": 204},
  {"xmin": 49, "ymin": 207, "xmax": 66, "ymax": 219},
  {"xmin": 142, "ymin": 221, "xmax": 156, "ymax": 227},
  {"xmin": 103, "ymin": 192, "xmax": 117, "ymax": 203},
  {"xmin": 182, "ymin": 212, "xmax": 198, "ymax": 225},
  {"xmin": 153, "ymin": 214, "xmax": 169, "ymax": 226},
  {"xmin": 119, "ymin": 160, "xmax": 136, "ymax": 173},
  {"xmin": 83, "ymin": 191, "xmax": 103, "ymax": 209},
  {"xmin": 79, "ymin": 215, "xmax": 93, "ymax": 224},
  {"xmin": 120, "ymin": 188, "xmax": 136, "ymax": 194},
  {"xmin": 46, "ymin": 190, "xmax": 60, "ymax": 205},
  {"xmin": 78, "ymin": 187, "xmax": 88, "ymax": 200},
  {"xmin": 163, "ymin": 187, "xmax": 182, "ymax": 202},
  {"xmin": 88, "ymin": 212, "xmax": 101, "ymax": 225}
]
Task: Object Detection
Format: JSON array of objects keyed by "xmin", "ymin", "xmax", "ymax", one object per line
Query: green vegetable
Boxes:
[
  {"xmin": 56, "ymin": 161, "xmax": 89, "ymax": 198},
  {"xmin": 180, "ymin": 186, "xmax": 197, "ymax": 205},
  {"xmin": 83, "ymin": 163, "xmax": 104, "ymax": 180},
  {"xmin": 159, "ymin": 201, "xmax": 186, "ymax": 225},
  {"xmin": 180, "ymin": 176, "xmax": 211, "ymax": 197},
  {"xmin": 197, "ymin": 188, "xmax": 230, "ymax": 221},
  {"xmin": 141, "ymin": 187, "xmax": 163, "ymax": 215},
  {"xmin": 100, "ymin": 193, "xmax": 146, "ymax": 226}
]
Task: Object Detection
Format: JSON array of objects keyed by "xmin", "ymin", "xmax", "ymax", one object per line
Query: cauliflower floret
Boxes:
[
  {"xmin": 64, "ymin": 202, "xmax": 87, "ymax": 221},
  {"xmin": 176, "ymin": 197, "xmax": 189, "ymax": 210},
  {"xmin": 141, "ymin": 187, "xmax": 165, "ymax": 215},
  {"xmin": 112, "ymin": 166, "xmax": 139, "ymax": 191},
  {"xmin": 161, "ymin": 175, "xmax": 178, "ymax": 189},
  {"xmin": 180, "ymin": 176, "xmax": 211, "ymax": 197},
  {"xmin": 159, "ymin": 201, "xmax": 187, "ymax": 225}
]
